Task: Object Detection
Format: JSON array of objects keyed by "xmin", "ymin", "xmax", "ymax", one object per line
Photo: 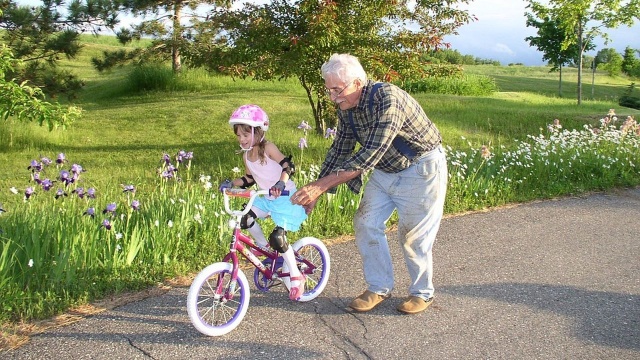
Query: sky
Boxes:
[
  {"xmin": 445, "ymin": 0, "xmax": 640, "ymax": 65},
  {"xmin": 13, "ymin": 0, "xmax": 640, "ymax": 66}
]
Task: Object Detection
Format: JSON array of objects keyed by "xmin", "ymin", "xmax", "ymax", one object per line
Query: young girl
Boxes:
[{"xmin": 219, "ymin": 104, "xmax": 308, "ymax": 301}]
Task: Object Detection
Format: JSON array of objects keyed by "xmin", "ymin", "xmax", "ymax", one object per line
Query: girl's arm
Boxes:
[{"xmin": 265, "ymin": 142, "xmax": 292, "ymax": 185}]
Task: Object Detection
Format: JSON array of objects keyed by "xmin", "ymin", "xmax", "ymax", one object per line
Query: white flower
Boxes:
[
  {"xmin": 168, "ymin": 220, "xmax": 174, "ymax": 228},
  {"xmin": 116, "ymin": 244, "xmax": 122, "ymax": 251},
  {"xmin": 232, "ymin": 167, "xmax": 241, "ymax": 174},
  {"xmin": 10, "ymin": 187, "xmax": 19, "ymax": 194},
  {"xmin": 203, "ymin": 181, "xmax": 212, "ymax": 190},
  {"xmin": 155, "ymin": 220, "xmax": 160, "ymax": 227},
  {"xmin": 116, "ymin": 233, "xmax": 123, "ymax": 240},
  {"xmin": 194, "ymin": 213, "xmax": 202, "ymax": 224},
  {"xmin": 28, "ymin": 259, "xmax": 34, "ymax": 267}
]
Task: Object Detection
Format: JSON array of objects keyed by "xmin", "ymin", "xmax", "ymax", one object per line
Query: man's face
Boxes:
[{"xmin": 324, "ymin": 75, "xmax": 362, "ymax": 111}]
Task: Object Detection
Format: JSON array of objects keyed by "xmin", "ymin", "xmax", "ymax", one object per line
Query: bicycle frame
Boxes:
[{"xmin": 219, "ymin": 188, "xmax": 317, "ymax": 300}]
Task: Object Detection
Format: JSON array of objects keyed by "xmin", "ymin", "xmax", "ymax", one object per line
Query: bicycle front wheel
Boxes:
[{"xmin": 186, "ymin": 262, "xmax": 250, "ymax": 336}]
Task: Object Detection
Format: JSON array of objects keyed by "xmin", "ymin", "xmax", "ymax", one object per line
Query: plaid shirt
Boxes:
[{"xmin": 319, "ymin": 80, "xmax": 442, "ymax": 193}]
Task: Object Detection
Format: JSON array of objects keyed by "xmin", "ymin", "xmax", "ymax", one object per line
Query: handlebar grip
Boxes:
[{"xmin": 269, "ymin": 189, "xmax": 290, "ymax": 196}]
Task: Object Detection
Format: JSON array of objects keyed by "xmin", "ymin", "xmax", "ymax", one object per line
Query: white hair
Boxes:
[{"xmin": 321, "ymin": 53, "xmax": 368, "ymax": 83}]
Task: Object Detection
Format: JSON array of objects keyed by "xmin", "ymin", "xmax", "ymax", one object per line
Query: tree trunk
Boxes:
[
  {"xmin": 591, "ymin": 60, "xmax": 596, "ymax": 99},
  {"xmin": 559, "ymin": 64, "xmax": 563, "ymax": 97},
  {"xmin": 576, "ymin": 21, "xmax": 583, "ymax": 105},
  {"xmin": 300, "ymin": 75, "xmax": 325, "ymax": 135},
  {"xmin": 172, "ymin": 3, "xmax": 182, "ymax": 73}
]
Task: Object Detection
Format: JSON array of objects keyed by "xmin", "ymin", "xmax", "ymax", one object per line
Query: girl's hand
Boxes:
[
  {"xmin": 218, "ymin": 179, "xmax": 233, "ymax": 192},
  {"xmin": 270, "ymin": 180, "xmax": 286, "ymax": 198}
]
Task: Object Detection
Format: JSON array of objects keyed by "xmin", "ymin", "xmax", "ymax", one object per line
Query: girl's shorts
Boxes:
[{"xmin": 253, "ymin": 195, "xmax": 307, "ymax": 232}]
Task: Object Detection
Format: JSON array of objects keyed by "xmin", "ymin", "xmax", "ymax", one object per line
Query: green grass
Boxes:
[{"xmin": 1, "ymin": 35, "xmax": 639, "ymax": 327}]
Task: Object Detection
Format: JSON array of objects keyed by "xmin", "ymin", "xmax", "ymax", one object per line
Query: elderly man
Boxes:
[{"xmin": 291, "ymin": 53, "xmax": 448, "ymax": 314}]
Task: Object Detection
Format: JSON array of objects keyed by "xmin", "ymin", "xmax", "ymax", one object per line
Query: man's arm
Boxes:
[{"xmin": 290, "ymin": 169, "xmax": 362, "ymax": 212}]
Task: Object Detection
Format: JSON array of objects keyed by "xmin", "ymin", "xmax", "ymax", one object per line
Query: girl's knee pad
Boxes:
[{"xmin": 268, "ymin": 226, "xmax": 288, "ymax": 253}]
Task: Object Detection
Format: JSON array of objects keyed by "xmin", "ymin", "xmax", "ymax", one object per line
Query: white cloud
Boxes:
[{"xmin": 492, "ymin": 43, "xmax": 515, "ymax": 55}]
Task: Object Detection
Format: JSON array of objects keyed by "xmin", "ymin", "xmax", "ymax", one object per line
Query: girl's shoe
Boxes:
[{"xmin": 288, "ymin": 275, "xmax": 306, "ymax": 301}]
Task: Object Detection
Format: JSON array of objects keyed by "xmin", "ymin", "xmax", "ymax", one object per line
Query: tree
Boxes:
[
  {"xmin": 526, "ymin": 0, "xmax": 640, "ymax": 105},
  {"xmin": 621, "ymin": 46, "xmax": 640, "ymax": 77},
  {"xmin": 1, "ymin": 42, "xmax": 81, "ymax": 132},
  {"xmin": 0, "ymin": 0, "xmax": 121, "ymax": 98},
  {"xmin": 93, "ymin": 0, "xmax": 233, "ymax": 73},
  {"xmin": 189, "ymin": 0, "xmax": 473, "ymax": 134},
  {"xmin": 525, "ymin": 14, "xmax": 588, "ymax": 97},
  {"xmin": 595, "ymin": 47, "xmax": 623, "ymax": 76}
]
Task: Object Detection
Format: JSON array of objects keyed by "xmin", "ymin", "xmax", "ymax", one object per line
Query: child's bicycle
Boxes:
[{"xmin": 187, "ymin": 188, "xmax": 331, "ymax": 336}]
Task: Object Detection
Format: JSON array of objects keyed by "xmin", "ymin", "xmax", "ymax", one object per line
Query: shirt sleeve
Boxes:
[{"xmin": 339, "ymin": 92, "xmax": 403, "ymax": 173}]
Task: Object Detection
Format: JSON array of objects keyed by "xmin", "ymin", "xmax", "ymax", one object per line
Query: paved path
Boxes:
[{"xmin": 5, "ymin": 188, "xmax": 640, "ymax": 359}]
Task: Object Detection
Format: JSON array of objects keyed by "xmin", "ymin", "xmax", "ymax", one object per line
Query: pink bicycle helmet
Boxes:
[{"xmin": 229, "ymin": 104, "xmax": 270, "ymax": 132}]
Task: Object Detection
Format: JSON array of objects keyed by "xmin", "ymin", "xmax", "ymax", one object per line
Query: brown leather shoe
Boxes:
[
  {"xmin": 348, "ymin": 290, "xmax": 390, "ymax": 312},
  {"xmin": 397, "ymin": 296, "xmax": 434, "ymax": 314}
]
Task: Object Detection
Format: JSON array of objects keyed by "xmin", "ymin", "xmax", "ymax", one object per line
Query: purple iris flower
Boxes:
[
  {"xmin": 40, "ymin": 179, "xmax": 54, "ymax": 191},
  {"xmin": 122, "ymin": 184, "xmax": 135, "ymax": 193},
  {"xmin": 160, "ymin": 164, "xmax": 178, "ymax": 179},
  {"xmin": 297, "ymin": 121, "xmax": 312, "ymax": 131},
  {"xmin": 298, "ymin": 137, "xmax": 308, "ymax": 149},
  {"xmin": 325, "ymin": 128, "xmax": 337, "ymax": 138},
  {"xmin": 164, "ymin": 154, "xmax": 172, "ymax": 164},
  {"xmin": 103, "ymin": 203, "xmax": 117, "ymax": 215},
  {"xmin": 72, "ymin": 187, "xmax": 85, "ymax": 198},
  {"xmin": 59, "ymin": 170, "xmax": 73, "ymax": 186},
  {"xmin": 40, "ymin": 157, "xmax": 52, "ymax": 166},
  {"xmin": 70, "ymin": 164, "xmax": 84, "ymax": 175},
  {"xmin": 27, "ymin": 160, "xmax": 42, "ymax": 172},
  {"xmin": 184, "ymin": 151, "xmax": 193, "ymax": 160},
  {"xmin": 55, "ymin": 188, "xmax": 68, "ymax": 199},
  {"xmin": 87, "ymin": 188, "xmax": 97, "ymax": 199},
  {"xmin": 25, "ymin": 187, "xmax": 34, "ymax": 200},
  {"xmin": 84, "ymin": 207, "xmax": 95, "ymax": 218},
  {"xmin": 101, "ymin": 219, "xmax": 112, "ymax": 230},
  {"xmin": 176, "ymin": 150, "xmax": 186, "ymax": 163},
  {"xmin": 56, "ymin": 153, "xmax": 66, "ymax": 165},
  {"xmin": 131, "ymin": 200, "xmax": 140, "ymax": 211},
  {"xmin": 32, "ymin": 172, "xmax": 42, "ymax": 184}
]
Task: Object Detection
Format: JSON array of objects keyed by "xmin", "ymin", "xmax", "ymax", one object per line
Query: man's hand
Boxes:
[
  {"xmin": 302, "ymin": 199, "xmax": 318, "ymax": 215},
  {"xmin": 291, "ymin": 183, "xmax": 325, "ymax": 207}
]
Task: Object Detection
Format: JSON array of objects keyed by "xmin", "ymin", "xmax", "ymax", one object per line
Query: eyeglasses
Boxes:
[{"xmin": 325, "ymin": 80, "xmax": 354, "ymax": 97}]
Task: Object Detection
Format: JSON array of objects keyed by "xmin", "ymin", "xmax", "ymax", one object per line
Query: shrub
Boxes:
[
  {"xmin": 398, "ymin": 74, "xmax": 498, "ymax": 96},
  {"xmin": 618, "ymin": 83, "xmax": 640, "ymax": 110},
  {"xmin": 127, "ymin": 64, "xmax": 176, "ymax": 92}
]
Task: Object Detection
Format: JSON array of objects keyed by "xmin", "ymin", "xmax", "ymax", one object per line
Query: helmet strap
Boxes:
[{"xmin": 238, "ymin": 127, "xmax": 263, "ymax": 152}]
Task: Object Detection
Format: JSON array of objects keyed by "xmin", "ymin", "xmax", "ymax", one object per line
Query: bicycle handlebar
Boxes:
[{"xmin": 222, "ymin": 188, "xmax": 290, "ymax": 217}]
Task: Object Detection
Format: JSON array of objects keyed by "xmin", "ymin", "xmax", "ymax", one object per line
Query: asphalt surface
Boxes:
[{"xmin": 5, "ymin": 188, "xmax": 640, "ymax": 359}]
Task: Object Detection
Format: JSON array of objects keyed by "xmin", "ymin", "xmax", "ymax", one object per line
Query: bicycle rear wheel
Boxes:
[
  {"xmin": 187, "ymin": 262, "xmax": 250, "ymax": 336},
  {"xmin": 283, "ymin": 237, "xmax": 331, "ymax": 302}
]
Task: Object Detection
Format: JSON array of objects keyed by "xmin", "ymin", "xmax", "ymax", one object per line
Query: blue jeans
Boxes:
[{"xmin": 354, "ymin": 146, "xmax": 448, "ymax": 300}]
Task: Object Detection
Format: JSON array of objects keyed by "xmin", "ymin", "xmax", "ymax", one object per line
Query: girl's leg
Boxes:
[
  {"xmin": 282, "ymin": 246, "xmax": 304, "ymax": 299},
  {"xmin": 247, "ymin": 207, "xmax": 269, "ymax": 247},
  {"xmin": 271, "ymin": 230, "xmax": 304, "ymax": 300}
]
